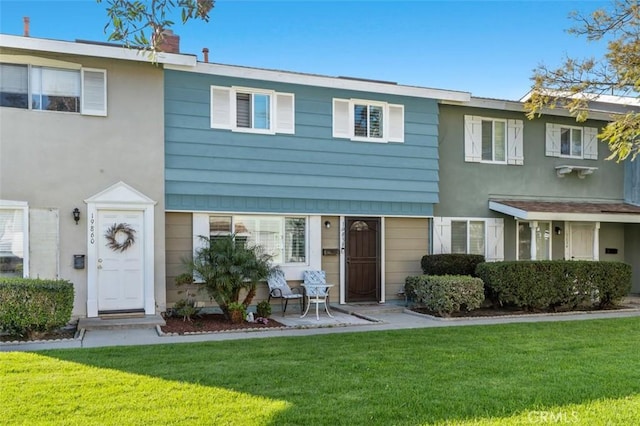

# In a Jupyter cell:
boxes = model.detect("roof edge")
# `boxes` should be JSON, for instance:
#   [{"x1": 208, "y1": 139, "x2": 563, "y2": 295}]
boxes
[
  {"x1": 0, "y1": 34, "x2": 196, "y2": 66},
  {"x1": 164, "y1": 62, "x2": 471, "y2": 101}
]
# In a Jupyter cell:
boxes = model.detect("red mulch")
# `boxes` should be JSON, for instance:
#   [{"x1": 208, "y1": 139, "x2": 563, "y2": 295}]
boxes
[{"x1": 160, "y1": 313, "x2": 285, "y2": 334}]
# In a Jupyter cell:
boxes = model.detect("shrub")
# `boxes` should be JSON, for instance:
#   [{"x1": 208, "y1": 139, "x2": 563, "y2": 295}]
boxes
[
  {"x1": 476, "y1": 260, "x2": 631, "y2": 311},
  {"x1": 405, "y1": 275, "x2": 484, "y2": 316},
  {"x1": 171, "y1": 298, "x2": 202, "y2": 322},
  {"x1": 185, "y1": 234, "x2": 274, "y2": 320},
  {"x1": 421, "y1": 254, "x2": 485, "y2": 276},
  {"x1": 256, "y1": 300, "x2": 272, "y2": 318},
  {"x1": 0, "y1": 278, "x2": 74, "y2": 338}
]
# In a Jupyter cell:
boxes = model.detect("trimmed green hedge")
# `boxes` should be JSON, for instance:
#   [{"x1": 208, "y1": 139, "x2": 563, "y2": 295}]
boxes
[
  {"x1": 421, "y1": 254, "x2": 485, "y2": 277},
  {"x1": 0, "y1": 278, "x2": 74, "y2": 337},
  {"x1": 476, "y1": 260, "x2": 631, "y2": 311},
  {"x1": 405, "y1": 274, "x2": 484, "y2": 316}
]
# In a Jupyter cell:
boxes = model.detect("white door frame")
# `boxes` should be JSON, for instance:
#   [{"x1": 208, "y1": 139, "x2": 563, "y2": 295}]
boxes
[{"x1": 85, "y1": 182, "x2": 156, "y2": 317}]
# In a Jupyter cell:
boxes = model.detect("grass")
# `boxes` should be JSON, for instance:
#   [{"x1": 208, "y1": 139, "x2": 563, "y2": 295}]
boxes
[{"x1": 2, "y1": 318, "x2": 640, "y2": 425}]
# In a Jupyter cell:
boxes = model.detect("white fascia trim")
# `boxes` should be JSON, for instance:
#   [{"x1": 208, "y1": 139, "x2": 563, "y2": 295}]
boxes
[
  {"x1": 165, "y1": 62, "x2": 470, "y2": 102},
  {"x1": 442, "y1": 96, "x2": 613, "y2": 122},
  {"x1": 0, "y1": 34, "x2": 196, "y2": 66},
  {"x1": 489, "y1": 201, "x2": 640, "y2": 223}
]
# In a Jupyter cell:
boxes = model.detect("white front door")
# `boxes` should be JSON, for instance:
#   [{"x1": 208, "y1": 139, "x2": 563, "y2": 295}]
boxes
[
  {"x1": 568, "y1": 222, "x2": 595, "y2": 261},
  {"x1": 97, "y1": 210, "x2": 144, "y2": 312}
]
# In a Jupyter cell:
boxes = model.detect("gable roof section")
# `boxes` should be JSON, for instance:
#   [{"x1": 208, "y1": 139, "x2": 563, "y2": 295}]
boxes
[
  {"x1": 164, "y1": 61, "x2": 471, "y2": 102},
  {"x1": 489, "y1": 199, "x2": 640, "y2": 223},
  {"x1": 0, "y1": 34, "x2": 196, "y2": 66}
]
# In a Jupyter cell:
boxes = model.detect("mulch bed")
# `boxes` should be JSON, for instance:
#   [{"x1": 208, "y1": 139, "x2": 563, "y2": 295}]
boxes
[
  {"x1": 1, "y1": 327, "x2": 77, "y2": 343},
  {"x1": 160, "y1": 313, "x2": 285, "y2": 334}
]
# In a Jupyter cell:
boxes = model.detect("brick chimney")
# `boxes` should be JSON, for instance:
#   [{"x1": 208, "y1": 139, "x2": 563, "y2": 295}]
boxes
[
  {"x1": 156, "y1": 29, "x2": 180, "y2": 53},
  {"x1": 23, "y1": 17, "x2": 30, "y2": 37},
  {"x1": 202, "y1": 48, "x2": 209, "y2": 63}
]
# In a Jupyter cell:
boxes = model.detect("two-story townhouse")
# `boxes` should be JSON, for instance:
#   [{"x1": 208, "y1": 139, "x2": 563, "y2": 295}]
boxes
[
  {"x1": 163, "y1": 62, "x2": 471, "y2": 308},
  {"x1": 435, "y1": 96, "x2": 640, "y2": 293},
  {"x1": 0, "y1": 33, "x2": 196, "y2": 319}
]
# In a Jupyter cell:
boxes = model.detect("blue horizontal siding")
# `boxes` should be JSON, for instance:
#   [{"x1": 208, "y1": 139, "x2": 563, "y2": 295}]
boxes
[
  {"x1": 165, "y1": 70, "x2": 440, "y2": 215},
  {"x1": 167, "y1": 194, "x2": 434, "y2": 216}
]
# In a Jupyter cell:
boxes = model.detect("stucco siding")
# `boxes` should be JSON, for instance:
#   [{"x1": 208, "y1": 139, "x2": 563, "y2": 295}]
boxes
[
  {"x1": 625, "y1": 161, "x2": 640, "y2": 205},
  {"x1": 165, "y1": 71, "x2": 439, "y2": 216},
  {"x1": 436, "y1": 104, "x2": 625, "y2": 219},
  {"x1": 624, "y1": 224, "x2": 640, "y2": 293},
  {"x1": 0, "y1": 51, "x2": 166, "y2": 317}
]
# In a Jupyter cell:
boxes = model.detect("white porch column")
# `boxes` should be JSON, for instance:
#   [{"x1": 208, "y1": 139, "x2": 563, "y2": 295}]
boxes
[
  {"x1": 593, "y1": 222, "x2": 600, "y2": 261},
  {"x1": 530, "y1": 221, "x2": 538, "y2": 260}
]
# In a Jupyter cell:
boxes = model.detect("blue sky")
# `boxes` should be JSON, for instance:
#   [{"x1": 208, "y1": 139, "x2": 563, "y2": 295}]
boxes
[{"x1": 0, "y1": 0, "x2": 609, "y2": 100}]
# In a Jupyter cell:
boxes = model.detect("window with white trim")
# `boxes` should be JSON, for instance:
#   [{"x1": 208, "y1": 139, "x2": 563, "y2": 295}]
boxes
[
  {"x1": 452, "y1": 220, "x2": 485, "y2": 255},
  {"x1": 333, "y1": 98, "x2": 404, "y2": 143},
  {"x1": 545, "y1": 123, "x2": 598, "y2": 160},
  {"x1": 464, "y1": 115, "x2": 523, "y2": 164},
  {"x1": 210, "y1": 86, "x2": 295, "y2": 134},
  {"x1": 432, "y1": 217, "x2": 504, "y2": 261},
  {"x1": 208, "y1": 215, "x2": 306, "y2": 264},
  {"x1": 0, "y1": 201, "x2": 29, "y2": 278},
  {"x1": 517, "y1": 221, "x2": 551, "y2": 260},
  {"x1": 0, "y1": 63, "x2": 107, "y2": 115}
]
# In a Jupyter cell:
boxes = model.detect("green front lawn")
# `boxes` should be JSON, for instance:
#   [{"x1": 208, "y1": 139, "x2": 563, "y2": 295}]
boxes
[{"x1": 2, "y1": 318, "x2": 640, "y2": 425}]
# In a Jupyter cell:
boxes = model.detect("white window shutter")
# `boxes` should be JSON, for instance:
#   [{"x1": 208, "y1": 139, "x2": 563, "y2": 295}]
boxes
[
  {"x1": 29, "y1": 208, "x2": 59, "y2": 279},
  {"x1": 274, "y1": 92, "x2": 295, "y2": 134},
  {"x1": 486, "y1": 218, "x2": 504, "y2": 262},
  {"x1": 432, "y1": 217, "x2": 452, "y2": 254},
  {"x1": 583, "y1": 126, "x2": 599, "y2": 160},
  {"x1": 210, "y1": 86, "x2": 232, "y2": 129},
  {"x1": 387, "y1": 104, "x2": 404, "y2": 143},
  {"x1": 333, "y1": 98, "x2": 351, "y2": 139},
  {"x1": 464, "y1": 115, "x2": 482, "y2": 162},
  {"x1": 507, "y1": 119, "x2": 524, "y2": 165},
  {"x1": 545, "y1": 123, "x2": 561, "y2": 157},
  {"x1": 81, "y1": 68, "x2": 107, "y2": 116}
]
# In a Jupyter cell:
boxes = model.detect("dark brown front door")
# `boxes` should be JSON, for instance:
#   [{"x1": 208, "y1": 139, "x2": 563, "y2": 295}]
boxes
[{"x1": 346, "y1": 217, "x2": 381, "y2": 302}]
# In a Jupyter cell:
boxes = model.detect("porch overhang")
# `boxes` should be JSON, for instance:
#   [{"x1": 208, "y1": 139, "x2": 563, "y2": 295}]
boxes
[{"x1": 489, "y1": 200, "x2": 640, "y2": 223}]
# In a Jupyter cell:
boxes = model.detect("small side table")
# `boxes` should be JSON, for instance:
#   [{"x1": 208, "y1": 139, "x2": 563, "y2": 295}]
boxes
[{"x1": 301, "y1": 284, "x2": 334, "y2": 320}]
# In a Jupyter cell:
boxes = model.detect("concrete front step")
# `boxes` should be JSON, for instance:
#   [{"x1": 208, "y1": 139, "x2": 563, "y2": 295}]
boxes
[
  {"x1": 78, "y1": 314, "x2": 165, "y2": 330},
  {"x1": 332, "y1": 303, "x2": 406, "y2": 316}
]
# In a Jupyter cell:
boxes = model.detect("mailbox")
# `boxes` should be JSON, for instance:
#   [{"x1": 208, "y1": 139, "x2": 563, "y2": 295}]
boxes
[{"x1": 73, "y1": 254, "x2": 85, "y2": 269}]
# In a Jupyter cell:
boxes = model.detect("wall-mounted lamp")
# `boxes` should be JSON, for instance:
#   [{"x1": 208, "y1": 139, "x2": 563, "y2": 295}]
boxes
[
  {"x1": 72, "y1": 208, "x2": 80, "y2": 225},
  {"x1": 324, "y1": 220, "x2": 331, "y2": 229},
  {"x1": 554, "y1": 226, "x2": 562, "y2": 235}
]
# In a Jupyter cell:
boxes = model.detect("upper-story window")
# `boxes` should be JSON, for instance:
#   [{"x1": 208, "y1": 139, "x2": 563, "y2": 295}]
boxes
[
  {"x1": 546, "y1": 123, "x2": 598, "y2": 160},
  {"x1": 210, "y1": 85, "x2": 295, "y2": 135},
  {"x1": 464, "y1": 115, "x2": 523, "y2": 165},
  {"x1": 333, "y1": 98, "x2": 404, "y2": 143},
  {"x1": 0, "y1": 63, "x2": 107, "y2": 116}
]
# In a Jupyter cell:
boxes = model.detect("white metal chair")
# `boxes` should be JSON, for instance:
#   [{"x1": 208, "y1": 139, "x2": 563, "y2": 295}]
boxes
[
  {"x1": 267, "y1": 269, "x2": 303, "y2": 316},
  {"x1": 302, "y1": 270, "x2": 334, "y2": 320}
]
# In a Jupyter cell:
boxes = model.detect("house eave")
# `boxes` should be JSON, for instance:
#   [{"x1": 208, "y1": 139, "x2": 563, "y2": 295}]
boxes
[
  {"x1": 164, "y1": 62, "x2": 471, "y2": 102},
  {"x1": 441, "y1": 96, "x2": 613, "y2": 121},
  {"x1": 0, "y1": 34, "x2": 197, "y2": 66},
  {"x1": 489, "y1": 201, "x2": 640, "y2": 223}
]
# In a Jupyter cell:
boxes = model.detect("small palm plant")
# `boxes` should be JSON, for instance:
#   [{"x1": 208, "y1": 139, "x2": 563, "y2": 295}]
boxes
[{"x1": 184, "y1": 234, "x2": 274, "y2": 321}]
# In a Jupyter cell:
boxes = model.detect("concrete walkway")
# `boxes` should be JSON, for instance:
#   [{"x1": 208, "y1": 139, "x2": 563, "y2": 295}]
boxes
[{"x1": 2, "y1": 297, "x2": 640, "y2": 352}]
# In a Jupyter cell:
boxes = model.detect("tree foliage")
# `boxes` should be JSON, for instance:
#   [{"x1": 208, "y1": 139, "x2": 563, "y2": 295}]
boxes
[
  {"x1": 97, "y1": 0, "x2": 214, "y2": 52},
  {"x1": 524, "y1": 0, "x2": 640, "y2": 161},
  {"x1": 186, "y1": 235, "x2": 274, "y2": 319}
]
